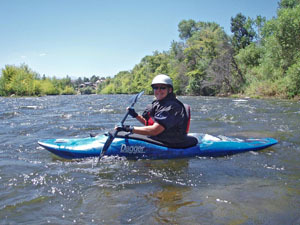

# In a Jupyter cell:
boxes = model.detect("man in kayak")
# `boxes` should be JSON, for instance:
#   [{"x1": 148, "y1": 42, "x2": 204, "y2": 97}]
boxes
[{"x1": 116, "y1": 74, "x2": 191, "y2": 147}]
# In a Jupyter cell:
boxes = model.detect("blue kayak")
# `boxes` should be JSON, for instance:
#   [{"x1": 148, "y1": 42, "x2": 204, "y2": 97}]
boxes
[{"x1": 38, "y1": 132, "x2": 278, "y2": 160}]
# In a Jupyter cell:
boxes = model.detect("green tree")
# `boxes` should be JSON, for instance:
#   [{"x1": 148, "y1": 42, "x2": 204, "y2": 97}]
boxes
[
  {"x1": 278, "y1": 0, "x2": 300, "y2": 9},
  {"x1": 40, "y1": 79, "x2": 60, "y2": 95},
  {"x1": 9, "y1": 70, "x2": 35, "y2": 96},
  {"x1": 0, "y1": 65, "x2": 18, "y2": 95},
  {"x1": 239, "y1": 0, "x2": 300, "y2": 98},
  {"x1": 93, "y1": 3, "x2": 300, "y2": 99},
  {"x1": 231, "y1": 13, "x2": 256, "y2": 52},
  {"x1": 61, "y1": 86, "x2": 76, "y2": 95},
  {"x1": 0, "y1": 64, "x2": 39, "y2": 96},
  {"x1": 178, "y1": 19, "x2": 197, "y2": 40},
  {"x1": 284, "y1": 60, "x2": 300, "y2": 97},
  {"x1": 182, "y1": 22, "x2": 230, "y2": 95},
  {"x1": 75, "y1": 77, "x2": 83, "y2": 88},
  {"x1": 186, "y1": 70, "x2": 205, "y2": 95},
  {"x1": 253, "y1": 15, "x2": 267, "y2": 43},
  {"x1": 90, "y1": 75, "x2": 99, "y2": 83}
]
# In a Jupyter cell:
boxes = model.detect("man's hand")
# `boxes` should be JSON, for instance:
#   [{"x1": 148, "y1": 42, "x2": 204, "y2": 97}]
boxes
[
  {"x1": 115, "y1": 125, "x2": 134, "y2": 133},
  {"x1": 128, "y1": 107, "x2": 138, "y2": 118}
]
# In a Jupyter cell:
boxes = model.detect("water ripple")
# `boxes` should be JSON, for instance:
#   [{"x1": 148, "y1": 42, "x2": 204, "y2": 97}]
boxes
[{"x1": 0, "y1": 95, "x2": 299, "y2": 224}]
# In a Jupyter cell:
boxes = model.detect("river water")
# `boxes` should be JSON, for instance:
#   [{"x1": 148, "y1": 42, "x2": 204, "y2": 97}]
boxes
[{"x1": 0, "y1": 95, "x2": 299, "y2": 224}]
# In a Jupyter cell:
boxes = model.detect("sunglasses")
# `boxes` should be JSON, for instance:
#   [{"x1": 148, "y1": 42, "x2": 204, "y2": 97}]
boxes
[{"x1": 153, "y1": 86, "x2": 167, "y2": 90}]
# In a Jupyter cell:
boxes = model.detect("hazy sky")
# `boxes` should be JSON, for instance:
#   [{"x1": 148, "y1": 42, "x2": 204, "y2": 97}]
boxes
[{"x1": 0, "y1": 0, "x2": 279, "y2": 78}]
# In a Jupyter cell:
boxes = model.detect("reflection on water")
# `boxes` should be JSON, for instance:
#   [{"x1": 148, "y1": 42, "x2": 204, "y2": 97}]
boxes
[
  {"x1": 148, "y1": 185, "x2": 195, "y2": 224},
  {"x1": 0, "y1": 95, "x2": 299, "y2": 224}
]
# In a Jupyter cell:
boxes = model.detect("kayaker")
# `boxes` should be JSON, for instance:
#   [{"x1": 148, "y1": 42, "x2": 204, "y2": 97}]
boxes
[{"x1": 116, "y1": 74, "x2": 190, "y2": 147}]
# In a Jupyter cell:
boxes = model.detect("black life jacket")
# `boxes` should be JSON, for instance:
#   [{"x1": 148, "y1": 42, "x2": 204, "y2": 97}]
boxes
[{"x1": 143, "y1": 103, "x2": 191, "y2": 133}]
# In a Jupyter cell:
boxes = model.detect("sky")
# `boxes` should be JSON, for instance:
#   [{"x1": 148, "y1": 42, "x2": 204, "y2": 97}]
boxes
[{"x1": 0, "y1": 0, "x2": 279, "y2": 79}]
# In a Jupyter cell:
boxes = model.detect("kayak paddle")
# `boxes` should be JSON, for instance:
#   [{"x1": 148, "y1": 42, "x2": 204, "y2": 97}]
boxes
[{"x1": 97, "y1": 91, "x2": 144, "y2": 164}]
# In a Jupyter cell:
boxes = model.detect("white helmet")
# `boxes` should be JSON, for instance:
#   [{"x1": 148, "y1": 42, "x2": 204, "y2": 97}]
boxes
[{"x1": 151, "y1": 74, "x2": 173, "y2": 88}]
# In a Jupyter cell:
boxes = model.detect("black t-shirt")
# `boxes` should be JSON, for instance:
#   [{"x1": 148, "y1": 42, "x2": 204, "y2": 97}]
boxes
[{"x1": 142, "y1": 93, "x2": 188, "y2": 145}]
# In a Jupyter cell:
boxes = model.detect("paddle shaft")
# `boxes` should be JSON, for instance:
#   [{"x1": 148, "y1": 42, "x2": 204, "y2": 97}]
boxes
[
  {"x1": 99, "y1": 111, "x2": 129, "y2": 158},
  {"x1": 97, "y1": 91, "x2": 143, "y2": 162}
]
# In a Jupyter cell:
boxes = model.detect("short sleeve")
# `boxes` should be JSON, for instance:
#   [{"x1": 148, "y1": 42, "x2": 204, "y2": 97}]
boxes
[{"x1": 154, "y1": 105, "x2": 180, "y2": 130}]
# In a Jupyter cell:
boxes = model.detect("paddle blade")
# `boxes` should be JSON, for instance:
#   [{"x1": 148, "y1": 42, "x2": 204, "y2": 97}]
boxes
[
  {"x1": 129, "y1": 91, "x2": 144, "y2": 107},
  {"x1": 136, "y1": 90, "x2": 144, "y2": 101}
]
